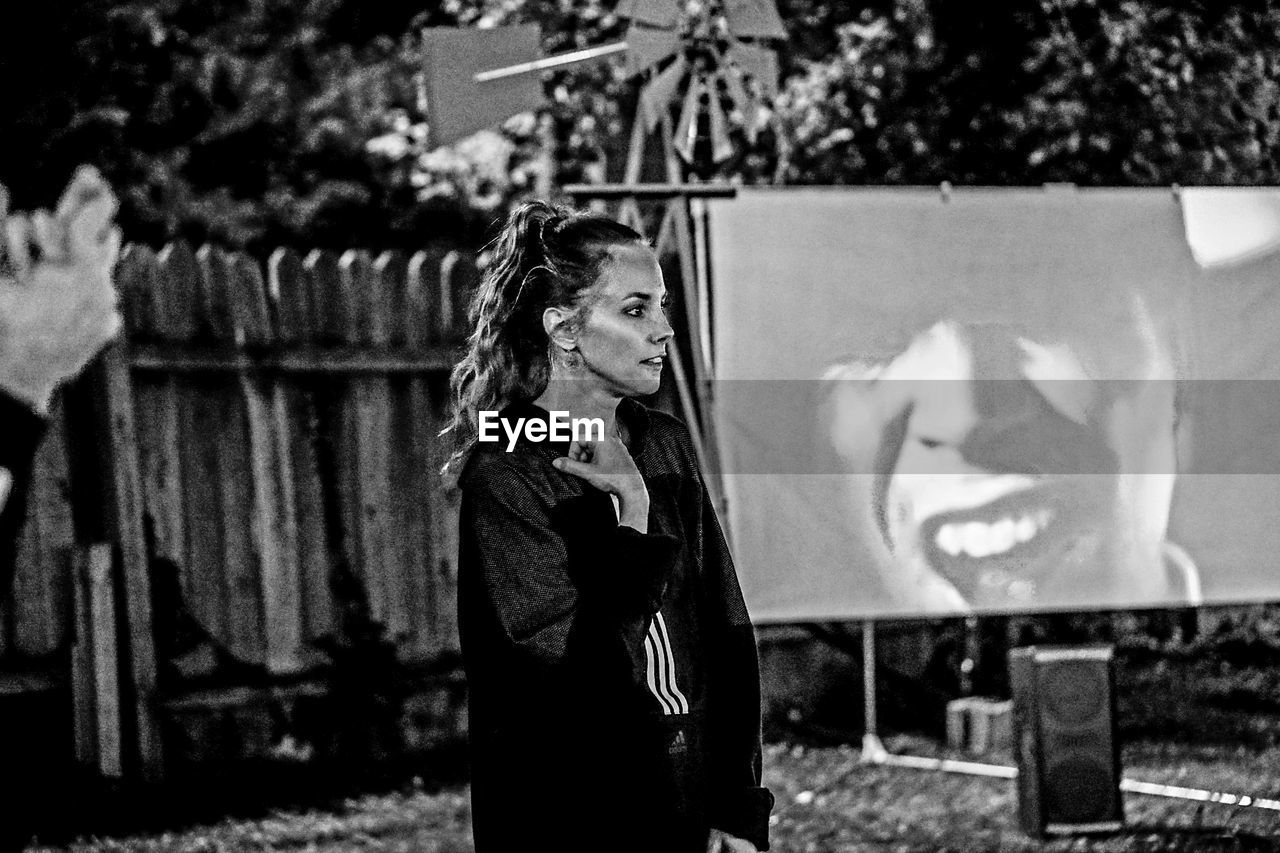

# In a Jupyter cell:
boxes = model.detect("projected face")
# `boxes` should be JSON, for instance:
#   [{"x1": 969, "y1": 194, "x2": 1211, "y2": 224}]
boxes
[{"x1": 826, "y1": 297, "x2": 1186, "y2": 612}]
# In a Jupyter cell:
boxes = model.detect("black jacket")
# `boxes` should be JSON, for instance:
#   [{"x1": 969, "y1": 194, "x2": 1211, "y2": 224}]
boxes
[
  {"x1": 458, "y1": 398, "x2": 773, "y2": 852},
  {"x1": 0, "y1": 390, "x2": 47, "y2": 593}
]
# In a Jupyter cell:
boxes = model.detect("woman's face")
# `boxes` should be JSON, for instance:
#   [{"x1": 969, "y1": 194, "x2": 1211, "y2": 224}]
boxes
[{"x1": 573, "y1": 244, "x2": 674, "y2": 398}]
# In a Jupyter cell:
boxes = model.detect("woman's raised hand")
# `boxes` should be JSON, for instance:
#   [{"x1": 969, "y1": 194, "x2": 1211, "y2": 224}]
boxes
[
  {"x1": 553, "y1": 435, "x2": 651, "y2": 532},
  {"x1": 0, "y1": 165, "x2": 123, "y2": 412}
]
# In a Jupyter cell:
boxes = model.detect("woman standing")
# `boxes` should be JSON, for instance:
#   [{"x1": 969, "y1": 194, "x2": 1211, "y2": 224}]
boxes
[{"x1": 446, "y1": 202, "x2": 772, "y2": 852}]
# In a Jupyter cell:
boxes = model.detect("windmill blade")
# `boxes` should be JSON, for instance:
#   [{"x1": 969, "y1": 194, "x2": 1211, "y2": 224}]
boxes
[
  {"x1": 724, "y1": 0, "x2": 787, "y2": 39},
  {"x1": 727, "y1": 40, "x2": 780, "y2": 100},
  {"x1": 625, "y1": 22, "x2": 682, "y2": 75},
  {"x1": 674, "y1": 75, "x2": 703, "y2": 163},
  {"x1": 720, "y1": 64, "x2": 752, "y2": 117},
  {"x1": 421, "y1": 25, "x2": 544, "y2": 147},
  {"x1": 640, "y1": 55, "x2": 688, "y2": 132},
  {"x1": 477, "y1": 41, "x2": 628, "y2": 81},
  {"x1": 707, "y1": 88, "x2": 735, "y2": 163},
  {"x1": 616, "y1": 0, "x2": 679, "y2": 29}
]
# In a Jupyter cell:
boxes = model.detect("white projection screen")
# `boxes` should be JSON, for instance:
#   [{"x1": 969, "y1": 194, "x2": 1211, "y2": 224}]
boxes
[{"x1": 707, "y1": 187, "x2": 1280, "y2": 622}]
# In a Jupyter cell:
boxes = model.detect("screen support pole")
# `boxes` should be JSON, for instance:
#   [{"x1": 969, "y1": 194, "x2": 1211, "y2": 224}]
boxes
[
  {"x1": 861, "y1": 619, "x2": 887, "y2": 762},
  {"x1": 962, "y1": 615, "x2": 980, "y2": 696}
]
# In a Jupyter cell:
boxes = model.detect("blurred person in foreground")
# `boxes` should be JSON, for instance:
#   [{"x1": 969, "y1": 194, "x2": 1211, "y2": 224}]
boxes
[
  {"x1": 444, "y1": 202, "x2": 772, "y2": 852},
  {"x1": 0, "y1": 165, "x2": 122, "y2": 587},
  {"x1": 0, "y1": 165, "x2": 123, "y2": 851}
]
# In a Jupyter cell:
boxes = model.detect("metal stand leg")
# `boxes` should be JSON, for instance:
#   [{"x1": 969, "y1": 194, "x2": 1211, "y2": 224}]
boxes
[{"x1": 861, "y1": 620, "x2": 887, "y2": 763}]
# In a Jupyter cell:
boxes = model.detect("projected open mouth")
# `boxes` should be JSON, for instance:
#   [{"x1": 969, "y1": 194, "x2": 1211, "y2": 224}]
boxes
[{"x1": 917, "y1": 479, "x2": 1109, "y2": 607}]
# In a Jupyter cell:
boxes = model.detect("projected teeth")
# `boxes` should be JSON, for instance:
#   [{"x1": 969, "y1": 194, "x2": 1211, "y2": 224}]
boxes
[
  {"x1": 990, "y1": 518, "x2": 1015, "y2": 554},
  {"x1": 962, "y1": 523, "x2": 991, "y2": 558},
  {"x1": 937, "y1": 524, "x2": 962, "y2": 556},
  {"x1": 934, "y1": 510, "x2": 1056, "y2": 558}
]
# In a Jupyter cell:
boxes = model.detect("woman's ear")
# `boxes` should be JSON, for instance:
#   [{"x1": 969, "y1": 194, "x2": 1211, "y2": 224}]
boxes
[{"x1": 542, "y1": 306, "x2": 577, "y2": 353}]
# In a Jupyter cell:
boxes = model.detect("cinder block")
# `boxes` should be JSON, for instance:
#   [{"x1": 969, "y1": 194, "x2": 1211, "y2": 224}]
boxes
[
  {"x1": 945, "y1": 697, "x2": 973, "y2": 750},
  {"x1": 968, "y1": 698, "x2": 1012, "y2": 753},
  {"x1": 945, "y1": 696, "x2": 1012, "y2": 754}
]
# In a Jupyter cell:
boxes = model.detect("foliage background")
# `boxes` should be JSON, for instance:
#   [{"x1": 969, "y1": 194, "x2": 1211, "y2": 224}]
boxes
[{"x1": 4, "y1": 1, "x2": 1280, "y2": 253}]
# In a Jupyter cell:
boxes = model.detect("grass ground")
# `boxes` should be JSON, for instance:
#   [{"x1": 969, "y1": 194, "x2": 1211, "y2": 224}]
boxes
[
  {"x1": 29, "y1": 737, "x2": 1280, "y2": 853},
  {"x1": 767, "y1": 738, "x2": 1280, "y2": 852},
  {"x1": 29, "y1": 615, "x2": 1280, "y2": 852}
]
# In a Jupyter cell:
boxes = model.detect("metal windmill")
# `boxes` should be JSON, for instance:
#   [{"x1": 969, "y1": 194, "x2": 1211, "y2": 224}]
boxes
[
  {"x1": 619, "y1": 0, "x2": 785, "y2": 170},
  {"x1": 420, "y1": 0, "x2": 786, "y2": 176}
]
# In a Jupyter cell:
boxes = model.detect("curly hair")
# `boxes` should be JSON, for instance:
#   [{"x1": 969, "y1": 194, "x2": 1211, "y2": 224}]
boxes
[{"x1": 442, "y1": 200, "x2": 646, "y2": 474}]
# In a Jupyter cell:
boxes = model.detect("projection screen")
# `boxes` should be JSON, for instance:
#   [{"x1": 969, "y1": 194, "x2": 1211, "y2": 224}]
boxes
[{"x1": 707, "y1": 187, "x2": 1280, "y2": 621}]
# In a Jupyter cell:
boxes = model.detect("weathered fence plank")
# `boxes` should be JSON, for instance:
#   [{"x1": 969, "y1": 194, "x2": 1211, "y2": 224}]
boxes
[
  {"x1": 100, "y1": 333, "x2": 164, "y2": 780},
  {"x1": 406, "y1": 251, "x2": 451, "y2": 657},
  {"x1": 128, "y1": 247, "x2": 187, "y2": 579},
  {"x1": 403, "y1": 252, "x2": 437, "y2": 660},
  {"x1": 198, "y1": 246, "x2": 266, "y2": 665},
  {"x1": 117, "y1": 244, "x2": 160, "y2": 340},
  {"x1": 180, "y1": 384, "x2": 232, "y2": 639},
  {"x1": 234, "y1": 251, "x2": 304, "y2": 675},
  {"x1": 437, "y1": 251, "x2": 475, "y2": 652},
  {"x1": 305, "y1": 250, "x2": 365, "y2": 633},
  {"x1": 155, "y1": 243, "x2": 200, "y2": 343},
  {"x1": 157, "y1": 244, "x2": 227, "y2": 651},
  {"x1": 230, "y1": 252, "x2": 274, "y2": 347},
  {"x1": 343, "y1": 250, "x2": 395, "y2": 637},
  {"x1": 270, "y1": 248, "x2": 336, "y2": 649},
  {"x1": 128, "y1": 348, "x2": 457, "y2": 373},
  {"x1": 87, "y1": 544, "x2": 122, "y2": 778},
  {"x1": 376, "y1": 251, "x2": 421, "y2": 654},
  {"x1": 33, "y1": 402, "x2": 73, "y2": 656},
  {"x1": 11, "y1": 399, "x2": 73, "y2": 657},
  {"x1": 71, "y1": 545, "x2": 98, "y2": 768},
  {"x1": 378, "y1": 251, "x2": 430, "y2": 660}
]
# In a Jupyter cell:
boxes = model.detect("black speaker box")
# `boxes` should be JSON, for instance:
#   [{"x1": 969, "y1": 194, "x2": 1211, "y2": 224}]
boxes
[{"x1": 1009, "y1": 645, "x2": 1123, "y2": 836}]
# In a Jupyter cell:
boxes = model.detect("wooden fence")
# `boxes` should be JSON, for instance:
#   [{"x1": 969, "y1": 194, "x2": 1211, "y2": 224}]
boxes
[{"x1": 4, "y1": 241, "x2": 479, "y2": 779}]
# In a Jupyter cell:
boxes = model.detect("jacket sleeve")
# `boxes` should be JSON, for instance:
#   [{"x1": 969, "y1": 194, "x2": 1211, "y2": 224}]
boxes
[
  {"x1": 0, "y1": 390, "x2": 49, "y2": 594},
  {"x1": 697, "y1": 468, "x2": 775, "y2": 850},
  {"x1": 460, "y1": 453, "x2": 682, "y2": 669}
]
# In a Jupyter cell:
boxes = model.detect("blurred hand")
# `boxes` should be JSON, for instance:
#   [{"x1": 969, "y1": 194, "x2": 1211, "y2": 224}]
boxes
[
  {"x1": 552, "y1": 434, "x2": 650, "y2": 532},
  {"x1": 706, "y1": 829, "x2": 758, "y2": 853},
  {"x1": 0, "y1": 165, "x2": 123, "y2": 412}
]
